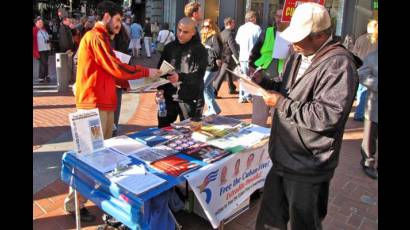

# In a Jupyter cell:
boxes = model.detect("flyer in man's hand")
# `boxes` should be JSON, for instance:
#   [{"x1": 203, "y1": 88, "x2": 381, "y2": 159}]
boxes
[
  {"x1": 226, "y1": 69, "x2": 269, "y2": 97},
  {"x1": 128, "y1": 60, "x2": 175, "y2": 92}
]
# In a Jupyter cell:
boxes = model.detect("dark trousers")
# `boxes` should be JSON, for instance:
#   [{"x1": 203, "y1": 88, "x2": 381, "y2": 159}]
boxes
[
  {"x1": 212, "y1": 61, "x2": 237, "y2": 95},
  {"x1": 112, "y1": 88, "x2": 123, "y2": 136},
  {"x1": 39, "y1": 51, "x2": 49, "y2": 79},
  {"x1": 361, "y1": 119, "x2": 378, "y2": 167},
  {"x1": 158, "y1": 98, "x2": 204, "y2": 128},
  {"x1": 256, "y1": 169, "x2": 329, "y2": 230}
]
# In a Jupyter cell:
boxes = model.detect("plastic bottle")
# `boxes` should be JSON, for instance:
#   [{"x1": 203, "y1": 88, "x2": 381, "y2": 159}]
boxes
[{"x1": 157, "y1": 92, "x2": 167, "y2": 117}]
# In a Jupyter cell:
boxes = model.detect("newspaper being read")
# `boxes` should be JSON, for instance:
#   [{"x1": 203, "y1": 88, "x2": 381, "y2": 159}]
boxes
[
  {"x1": 226, "y1": 69, "x2": 268, "y2": 97},
  {"x1": 128, "y1": 60, "x2": 175, "y2": 92}
]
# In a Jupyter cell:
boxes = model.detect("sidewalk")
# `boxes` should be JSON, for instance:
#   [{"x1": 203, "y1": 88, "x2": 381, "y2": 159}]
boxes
[{"x1": 33, "y1": 54, "x2": 377, "y2": 230}]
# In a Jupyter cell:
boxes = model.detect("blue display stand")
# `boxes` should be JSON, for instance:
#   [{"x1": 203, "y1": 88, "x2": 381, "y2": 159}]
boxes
[{"x1": 60, "y1": 143, "x2": 207, "y2": 229}]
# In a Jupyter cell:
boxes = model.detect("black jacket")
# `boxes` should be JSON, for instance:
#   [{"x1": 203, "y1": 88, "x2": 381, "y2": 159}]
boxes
[
  {"x1": 157, "y1": 35, "x2": 208, "y2": 101},
  {"x1": 59, "y1": 24, "x2": 75, "y2": 52},
  {"x1": 260, "y1": 39, "x2": 362, "y2": 183},
  {"x1": 143, "y1": 23, "x2": 152, "y2": 37},
  {"x1": 220, "y1": 28, "x2": 239, "y2": 64},
  {"x1": 204, "y1": 34, "x2": 222, "y2": 72}
]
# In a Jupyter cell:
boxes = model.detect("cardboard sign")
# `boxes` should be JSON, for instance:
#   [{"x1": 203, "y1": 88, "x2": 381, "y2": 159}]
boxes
[{"x1": 282, "y1": 0, "x2": 326, "y2": 22}]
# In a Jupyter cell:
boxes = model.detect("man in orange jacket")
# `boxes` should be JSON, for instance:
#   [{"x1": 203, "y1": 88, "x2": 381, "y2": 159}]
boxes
[
  {"x1": 65, "y1": 1, "x2": 161, "y2": 222},
  {"x1": 75, "y1": 1, "x2": 161, "y2": 139}
]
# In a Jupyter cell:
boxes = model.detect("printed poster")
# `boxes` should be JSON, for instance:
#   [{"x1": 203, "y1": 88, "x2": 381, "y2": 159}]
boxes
[
  {"x1": 185, "y1": 144, "x2": 272, "y2": 228},
  {"x1": 282, "y1": 0, "x2": 326, "y2": 22},
  {"x1": 69, "y1": 108, "x2": 104, "y2": 154}
]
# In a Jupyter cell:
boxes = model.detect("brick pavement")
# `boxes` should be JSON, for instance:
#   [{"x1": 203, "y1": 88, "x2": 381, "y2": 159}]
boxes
[{"x1": 33, "y1": 53, "x2": 377, "y2": 229}]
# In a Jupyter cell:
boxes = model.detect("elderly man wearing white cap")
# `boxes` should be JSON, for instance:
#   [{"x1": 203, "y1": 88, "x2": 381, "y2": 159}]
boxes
[{"x1": 254, "y1": 3, "x2": 362, "y2": 229}]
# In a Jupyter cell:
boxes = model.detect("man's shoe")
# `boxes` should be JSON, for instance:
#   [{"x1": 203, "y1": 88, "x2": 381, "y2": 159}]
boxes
[
  {"x1": 239, "y1": 98, "x2": 249, "y2": 103},
  {"x1": 68, "y1": 207, "x2": 96, "y2": 223},
  {"x1": 362, "y1": 165, "x2": 378, "y2": 180},
  {"x1": 229, "y1": 90, "x2": 239, "y2": 94},
  {"x1": 45, "y1": 77, "x2": 51, "y2": 83}
]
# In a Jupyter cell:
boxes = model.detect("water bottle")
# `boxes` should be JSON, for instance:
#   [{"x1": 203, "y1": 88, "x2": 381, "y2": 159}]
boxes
[{"x1": 157, "y1": 92, "x2": 167, "y2": 117}]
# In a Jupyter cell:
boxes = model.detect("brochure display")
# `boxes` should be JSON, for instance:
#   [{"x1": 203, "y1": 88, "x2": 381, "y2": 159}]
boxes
[{"x1": 62, "y1": 115, "x2": 271, "y2": 229}]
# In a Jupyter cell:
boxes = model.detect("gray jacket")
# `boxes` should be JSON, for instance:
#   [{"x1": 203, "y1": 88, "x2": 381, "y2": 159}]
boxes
[
  {"x1": 358, "y1": 49, "x2": 378, "y2": 123},
  {"x1": 259, "y1": 40, "x2": 361, "y2": 182}
]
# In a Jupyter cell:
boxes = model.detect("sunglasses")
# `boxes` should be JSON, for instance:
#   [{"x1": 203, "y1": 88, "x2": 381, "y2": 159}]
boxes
[{"x1": 203, "y1": 25, "x2": 210, "y2": 28}]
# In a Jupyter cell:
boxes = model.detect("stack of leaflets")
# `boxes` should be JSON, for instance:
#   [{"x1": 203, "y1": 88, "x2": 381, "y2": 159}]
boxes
[
  {"x1": 131, "y1": 127, "x2": 182, "y2": 146},
  {"x1": 150, "y1": 155, "x2": 201, "y2": 177},
  {"x1": 182, "y1": 144, "x2": 231, "y2": 164},
  {"x1": 104, "y1": 135, "x2": 148, "y2": 156},
  {"x1": 110, "y1": 165, "x2": 166, "y2": 196},
  {"x1": 207, "y1": 125, "x2": 271, "y2": 150},
  {"x1": 130, "y1": 145, "x2": 178, "y2": 164},
  {"x1": 128, "y1": 60, "x2": 175, "y2": 92},
  {"x1": 191, "y1": 116, "x2": 247, "y2": 142},
  {"x1": 162, "y1": 133, "x2": 205, "y2": 152},
  {"x1": 76, "y1": 148, "x2": 132, "y2": 173}
]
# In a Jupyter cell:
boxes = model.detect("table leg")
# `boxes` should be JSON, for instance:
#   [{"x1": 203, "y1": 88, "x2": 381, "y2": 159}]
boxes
[
  {"x1": 71, "y1": 167, "x2": 81, "y2": 230},
  {"x1": 218, "y1": 220, "x2": 224, "y2": 230},
  {"x1": 168, "y1": 207, "x2": 182, "y2": 230}
]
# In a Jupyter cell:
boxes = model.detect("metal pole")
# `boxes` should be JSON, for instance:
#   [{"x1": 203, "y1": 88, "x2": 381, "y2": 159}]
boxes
[
  {"x1": 71, "y1": 167, "x2": 81, "y2": 230},
  {"x1": 70, "y1": 0, "x2": 73, "y2": 14}
]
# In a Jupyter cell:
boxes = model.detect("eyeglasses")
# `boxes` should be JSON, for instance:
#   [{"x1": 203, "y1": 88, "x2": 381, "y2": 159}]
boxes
[{"x1": 203, "y1": 25, "x2": 210, "y2": 28}]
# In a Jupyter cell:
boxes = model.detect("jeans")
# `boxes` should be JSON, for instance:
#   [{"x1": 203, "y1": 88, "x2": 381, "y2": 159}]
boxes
[
  {"x1": 39, "y1": 50, "x2": 49, "y2": 79},
  {"x1": 203, "y1": 70, "x2": 221, "y2": 116},
  {"x1": 354, "y1": 83, "x2": 367, "y2": 120},
  {"x1": 239, "y1": 61, "x2": 251, "y2": 101},
  {"x1": 144, "y1": 37, "x2": 152, "y2": 57}
]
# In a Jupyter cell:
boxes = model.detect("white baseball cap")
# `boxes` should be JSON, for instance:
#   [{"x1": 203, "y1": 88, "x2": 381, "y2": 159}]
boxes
[{"x1": 280, "y1": 2, "x2": 331, "y2": 43}]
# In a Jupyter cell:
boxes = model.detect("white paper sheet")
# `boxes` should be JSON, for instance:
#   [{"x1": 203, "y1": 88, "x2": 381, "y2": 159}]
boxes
[
  {"x1": 111, "y1": 165, "x2": 166, "y2": 196},
  {"x1": 113, "y1": 50, "x2": 132, "y2": 64},
  {"x1": 104, "y1": 135, "x2": 148, "y2": 156},
  {"x1": 227, "y1": 69, "x2": 268, "y2": 96},
  {"x1": 273, "y1": 31, "x2": 291, "y2": 59}
]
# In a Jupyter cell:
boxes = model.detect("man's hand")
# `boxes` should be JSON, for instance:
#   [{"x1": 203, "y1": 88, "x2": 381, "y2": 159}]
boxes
[
  {"x1": 216, "y1": 59, "x2": 222, "y2": 67},
  {"x1": 148, "y1": 68, "x2": 162, "y2": 79},
  {"x1": 249, "y1": 67, "x2": 263, "y2": 84},
  {"x1": 167, "y1": 72, "x2": 179, "y2": 83},
  {"x1": 262, "y1": 90, "x2": 284, "y2": 108}
]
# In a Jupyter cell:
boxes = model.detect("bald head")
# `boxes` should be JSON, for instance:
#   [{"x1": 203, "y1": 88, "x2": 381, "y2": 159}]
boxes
[
  {"x1": 178, "y1": 17, "x2": 196, "y2": 29},
  {"x1": 177, "y1": 17, "x2": 197, "y2": 44}
]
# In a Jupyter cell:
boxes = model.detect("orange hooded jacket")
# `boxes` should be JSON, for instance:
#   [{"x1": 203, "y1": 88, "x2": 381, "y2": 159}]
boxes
[{"x1": 75, "y1": 22, "x2": 150, "y2": 111}]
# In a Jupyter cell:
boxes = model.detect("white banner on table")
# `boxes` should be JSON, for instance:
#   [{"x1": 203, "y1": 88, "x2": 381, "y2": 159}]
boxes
[{"x1": 184, "y1": 144, "x2": 272, "y2": 228}]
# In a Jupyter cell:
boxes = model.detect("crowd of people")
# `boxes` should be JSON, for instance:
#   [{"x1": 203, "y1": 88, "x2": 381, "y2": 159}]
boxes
[{"x1": 33, "y1": 1, "x2": 378, "y2": 229}]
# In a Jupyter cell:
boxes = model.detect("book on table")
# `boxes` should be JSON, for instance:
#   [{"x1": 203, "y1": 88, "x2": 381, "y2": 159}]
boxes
[
  {"x1": 150, "y1": 155, "x2": 201, "y2": 177},
  {"x1": 131, "y1": 127, "x2": 182, "y2": 146},
  {"x1": 129, "y1": 145, "x2": 178, "y2": 164},
  {"x1": 181, "y1": 144, "x2": 231, "y2": 164}
]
